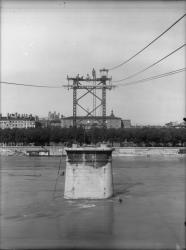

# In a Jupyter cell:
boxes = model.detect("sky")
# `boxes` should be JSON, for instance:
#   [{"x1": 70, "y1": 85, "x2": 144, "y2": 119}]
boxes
[{"x1": 1, "y1": 0, "x2": 186, "y2": 125}]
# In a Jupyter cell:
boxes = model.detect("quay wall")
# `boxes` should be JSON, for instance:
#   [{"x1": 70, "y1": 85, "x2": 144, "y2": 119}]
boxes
[
  {"x1": 113, "y1": 147, "x2": 182, "y2": 156},
  {"x1": 0, "y1": 146, "x2": 65, "y2": 156},
  {"x1": 0, "y1": 146, "x2": 184, "y2": 156}
]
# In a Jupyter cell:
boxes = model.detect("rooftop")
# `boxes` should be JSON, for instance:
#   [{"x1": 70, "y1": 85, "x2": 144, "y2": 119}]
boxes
[
  {"x1": 0, "y1": 117, "x2": 35, "y2": 121},
  {"x1": 62, "y1": 115, "x2": 121, "y2": 120}
]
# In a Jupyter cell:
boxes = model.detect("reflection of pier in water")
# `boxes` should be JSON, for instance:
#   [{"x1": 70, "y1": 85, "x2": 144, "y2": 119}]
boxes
[{"x1": 55, "y1": 201, "x2": 114, "y2": 244}]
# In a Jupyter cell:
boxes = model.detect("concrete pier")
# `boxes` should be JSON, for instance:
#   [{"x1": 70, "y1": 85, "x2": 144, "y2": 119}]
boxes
[{"x1": 64, "y1": 146, "x2": 114, "y2": 199}]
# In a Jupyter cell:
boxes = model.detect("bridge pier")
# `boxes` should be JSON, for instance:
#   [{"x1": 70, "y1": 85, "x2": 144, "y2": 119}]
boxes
[{"x1": 64, "y1": 145, "x2": 114, "y2": 199}]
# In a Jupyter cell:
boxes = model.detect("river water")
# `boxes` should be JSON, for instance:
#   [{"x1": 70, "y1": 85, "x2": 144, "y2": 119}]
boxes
[{"x1": 0, "y1": 155, "x2": 185, "y2": 249}]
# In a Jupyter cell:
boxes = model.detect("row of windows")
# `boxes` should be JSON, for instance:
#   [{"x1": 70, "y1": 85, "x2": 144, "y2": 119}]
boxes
[
  {"x1": 0, "y1": 123, "x2": 35, "y2": 128},
  {"x1": 0, "y1": 121, "x2": 35, "y2": 123},
  {"x1": 3, "y1": 124, "x2": 35, "y2": 126},
  {"x1": 0, "y1": 122, "x2": 35, "y2": 125}
]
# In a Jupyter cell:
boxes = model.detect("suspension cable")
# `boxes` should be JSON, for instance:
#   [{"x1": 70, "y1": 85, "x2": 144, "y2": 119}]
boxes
[
  {"x1": 109, "y1": 13, "x2": 186, "y2": 71},
  {"x1": 113, "y1": 44, "x2": 185, "y2": 83}
]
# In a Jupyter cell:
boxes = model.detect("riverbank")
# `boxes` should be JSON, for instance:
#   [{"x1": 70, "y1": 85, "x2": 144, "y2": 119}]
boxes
[
  {"x1": 0, "y1": 146, "x2": 185, "y2": 156},
  {"x1": 0, "y1": 146, "x2": 65, "y2": 156},
  {"x1": 113, "y1": 147, "x2": 184, "y2": 156}
]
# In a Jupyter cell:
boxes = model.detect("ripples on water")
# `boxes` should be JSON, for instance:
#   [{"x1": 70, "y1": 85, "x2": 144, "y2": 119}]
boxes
[{"x1": 0, "y1": 155, "x2": 185, "y2": 249}]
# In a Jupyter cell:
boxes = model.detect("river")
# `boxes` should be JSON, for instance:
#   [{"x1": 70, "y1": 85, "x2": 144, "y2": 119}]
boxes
[{"x1": 0, "y1": 155, "x2": 185, "y2": 249}]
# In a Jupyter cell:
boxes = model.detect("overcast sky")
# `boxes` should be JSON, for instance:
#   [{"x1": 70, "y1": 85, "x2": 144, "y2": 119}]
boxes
[{"x1": 1, "y1": 0, "x2": 185, "y2": 125}]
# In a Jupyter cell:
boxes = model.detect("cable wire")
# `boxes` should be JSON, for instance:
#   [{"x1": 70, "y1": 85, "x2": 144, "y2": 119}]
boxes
[
  {"x1": 0, "y1": 81, "x2": 63, "y2": 88},
  {"x1": 117, "y1": 67, "x2": 186, "y2": 87},
  {"x1": 109, "y1": 13, "x2": 186, "y2": 71},
  {"x1": 113, "y1": 43, "x2": 185, "y2": 83}
]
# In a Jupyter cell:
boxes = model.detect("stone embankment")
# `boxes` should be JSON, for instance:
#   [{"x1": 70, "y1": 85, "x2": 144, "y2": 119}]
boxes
[
  {"x1": 113, "y1": 147, "x2": 183, "y2": 156},
  {"x1": 0, "y1": 146, "x2": 185, "y2": 156},
  {"x1": 0, "y1": 146, "x2": 65, "y2": 156}
]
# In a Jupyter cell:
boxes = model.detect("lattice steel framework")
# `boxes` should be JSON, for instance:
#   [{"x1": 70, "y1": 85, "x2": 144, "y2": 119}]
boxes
[{"x1": 63, "y1": 68, "x2": 114, "y2": 128}]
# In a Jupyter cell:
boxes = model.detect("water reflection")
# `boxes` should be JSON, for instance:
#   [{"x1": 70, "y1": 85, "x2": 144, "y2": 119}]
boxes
[{"x1": 56, "y1": 200, "x2": 114, "y2": 240}]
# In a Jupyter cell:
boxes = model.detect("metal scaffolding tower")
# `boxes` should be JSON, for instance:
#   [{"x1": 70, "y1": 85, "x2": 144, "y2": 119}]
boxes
[{"x1": 63, "y1": 68, "x2": 113, "y2": 128}]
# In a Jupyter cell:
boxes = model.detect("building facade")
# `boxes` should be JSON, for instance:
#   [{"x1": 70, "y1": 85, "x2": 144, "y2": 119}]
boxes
[
  {"x1": 61, "y1": 111, "x2": 122, "y2": 129},
  {"x1": 48, "y1": 111, "x2": 61, "y2": 120},
  {"x1": 50, "y1": 119, "x2": 61, "y2": 127},
  {"x1": 0, "y1": 113, "x2": 36, "y2": 129},
  {"x1": 122, "y1": 120, "x2": 132, "y2": 128}
]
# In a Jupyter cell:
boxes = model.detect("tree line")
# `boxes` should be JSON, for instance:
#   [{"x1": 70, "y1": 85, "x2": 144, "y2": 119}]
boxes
[{"x1": 0, "y1": 127, "x2": 185, "y2": 147}]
